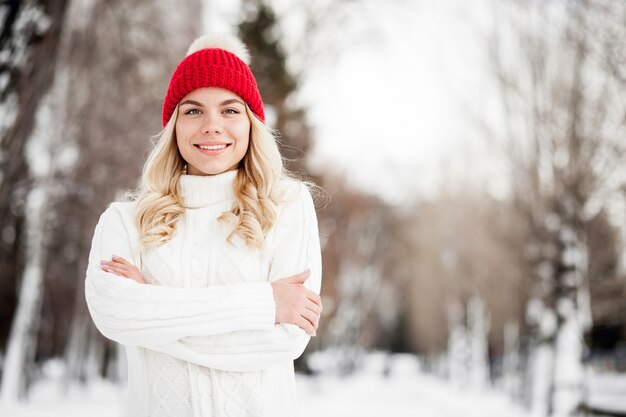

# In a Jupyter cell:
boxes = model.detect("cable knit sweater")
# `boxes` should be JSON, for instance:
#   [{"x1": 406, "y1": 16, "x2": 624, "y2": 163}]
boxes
[{"x1": 85, "y1": 170, "x2": 322, "y2": 417}]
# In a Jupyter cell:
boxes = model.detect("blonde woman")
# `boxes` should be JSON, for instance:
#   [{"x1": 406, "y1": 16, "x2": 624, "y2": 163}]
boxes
[{"x1": 85, "y1": 34, "x2": 322, "y2": 417}]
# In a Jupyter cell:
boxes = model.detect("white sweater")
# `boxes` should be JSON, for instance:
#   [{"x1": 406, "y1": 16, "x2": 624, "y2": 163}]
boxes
[{"x1": 85, "y1": 170, "x2": 322, "y2": 417}]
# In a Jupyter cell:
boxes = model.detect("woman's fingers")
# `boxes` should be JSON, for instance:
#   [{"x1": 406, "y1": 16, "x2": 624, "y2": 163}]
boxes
[
  {"x1": 101, "y1": 261, "x2": 130, "y2": 272},
  {"x1": 101, "y1": 264, "x2": 130, "y2": 277},
  {"x1": 101, "y1": 256, "x2": 131, "y2": 268},
  {"x1": 296, "y1": 316, "x2": 316, "y2": 336},
  {"x1": 108, "y1": 256, "x2": 131, "y2": 269},
  {"x1": 112, "y1": 255, "x2": 131, "y2": 264},
  {"x1": 271, "y1": 271, "x2": 322, "y2": 336},
  {"x1": 100, "y1": 256, "x2": 146, "y2": 284},
  {"x1": 306, "y1": 300, "x2": 323, "y2": 316},
  {"x1": 301, "y1": 307, "x2": 319, "y2": 330},
  {"x1": 103, "y1": 262, "x2": 129, "y2": 271},
  {"x1": 305, "y1": 289, "x2": 322, "y2": 307}
]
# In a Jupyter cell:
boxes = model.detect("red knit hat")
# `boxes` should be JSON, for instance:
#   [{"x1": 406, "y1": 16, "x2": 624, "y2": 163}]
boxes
[{"x1": 162, "y1": 34, "x2": 264, "y2": 127}]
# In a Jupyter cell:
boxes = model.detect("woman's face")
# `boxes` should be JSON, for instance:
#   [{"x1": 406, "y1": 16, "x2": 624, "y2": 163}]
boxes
[{"x1": 176, "y1": 87, "x2": 251, "y2": 176}]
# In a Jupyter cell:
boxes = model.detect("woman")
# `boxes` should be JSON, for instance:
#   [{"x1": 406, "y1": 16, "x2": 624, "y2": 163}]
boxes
[{"x1": 85, "y1": 33, "x2": 322, "y2": 417}]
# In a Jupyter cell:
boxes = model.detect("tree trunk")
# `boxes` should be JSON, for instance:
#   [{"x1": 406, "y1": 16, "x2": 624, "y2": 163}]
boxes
[
  {"x1": 0, "y1": 0, "x2": 68, "y2": 357},
  {"x1": 467, "y1": 295, "x2": 490, "y2": 389},
  {"x1": 551, "y1": 217, "x2": 592, "y2": 417},
  {"x1": 502, "y1": 321, "x2": 520, "y2": 399},
  {"x1": 1, "y1": 1, "x2": 69, "y2": 398},
  {"x1": 0, "y1": 184, "x2": 49, "y2": 402}
]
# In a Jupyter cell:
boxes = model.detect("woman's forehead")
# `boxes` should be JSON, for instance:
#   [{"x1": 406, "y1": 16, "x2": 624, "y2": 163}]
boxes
[{"x1": 181, "y1": 87, "x2": 244, "y2": 104}]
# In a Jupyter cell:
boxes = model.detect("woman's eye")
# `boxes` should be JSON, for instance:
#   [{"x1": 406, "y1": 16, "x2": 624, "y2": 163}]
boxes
[
  {"x1": 184, "y1": 108, "x2": 201, "y2": 115},
  {"x1": 223, "y1": 108, "x2": 239, "y2": 115}
]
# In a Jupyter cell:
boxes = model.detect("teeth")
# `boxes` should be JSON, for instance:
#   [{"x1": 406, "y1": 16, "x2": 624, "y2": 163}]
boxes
[{"x1": 198, "y1": 144, "x2": 227, "y2": 150}]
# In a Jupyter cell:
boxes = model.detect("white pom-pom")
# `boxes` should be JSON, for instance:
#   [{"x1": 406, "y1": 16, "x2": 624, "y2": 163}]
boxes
[{"x1": 186, "y1": 33, "x2": 251, "y2": 65}]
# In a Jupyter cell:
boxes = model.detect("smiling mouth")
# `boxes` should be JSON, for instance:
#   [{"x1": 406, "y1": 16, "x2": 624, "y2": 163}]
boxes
[{"x1": 195, "y1": 144, "x2": 230, "y2": 150}]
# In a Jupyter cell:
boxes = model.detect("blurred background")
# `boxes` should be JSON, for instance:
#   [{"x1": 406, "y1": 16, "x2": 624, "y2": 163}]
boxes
[{"x1": 1, "y1": 0, "x2": 625, "y2": 416}]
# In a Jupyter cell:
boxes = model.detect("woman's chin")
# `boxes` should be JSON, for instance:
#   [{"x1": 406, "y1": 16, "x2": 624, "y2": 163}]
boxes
[{"x1": 187, "y1": 164, "x2": 237, "y2": 176}]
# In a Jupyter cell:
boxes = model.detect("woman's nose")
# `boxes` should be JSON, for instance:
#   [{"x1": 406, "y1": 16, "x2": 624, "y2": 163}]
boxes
[{"x1": 201, "y1": 113, "x2": 223, "y2": 134}]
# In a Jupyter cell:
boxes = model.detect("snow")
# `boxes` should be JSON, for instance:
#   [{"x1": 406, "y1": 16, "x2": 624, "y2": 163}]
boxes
[
  {"x1": 528, "y1": 343, "x2": 554, "y2": 417},
  {"x1": 297, "y1": 371, "x2": 528, "y2": 417},
  {"x1": 0, "y1": 92, "x2": 18, "y2": 143},
  {"x1": 552, "y1": 299, "x2": 584, "y2": 417},
  {"x1": 1, "y1": 354, "x2": 625, "y2": 417},
  {"x1": 8, "y1": 2, "x2": 51, "y2": 69},
  {"x1": 588, "y1": 372, "x2": 626, "y2": 414},
  {"x1": 0, "y1": 72, "x2": 8, "y2": 91},
  {"x1": 0, "y1": 379, "x2": 123, "y2": 417},
  {"x1": 0, "y1": 354, "x2": 532, "y2": 417}
]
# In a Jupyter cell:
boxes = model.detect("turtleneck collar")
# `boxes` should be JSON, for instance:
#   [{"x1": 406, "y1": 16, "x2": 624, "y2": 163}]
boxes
[{"x1": 179, "y1": 170, "x2": 237, "y2": 208}]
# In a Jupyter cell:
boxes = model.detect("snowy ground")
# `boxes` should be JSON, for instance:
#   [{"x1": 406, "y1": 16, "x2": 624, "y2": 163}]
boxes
[
  {"x1": 0, "y1": 354, "x2": 532, "y2": 417},
  {"x1": 0, "y1": 374, "x2": 530, "y2": 417},
  {"x1": 297, "y1": 372, "x2": 529, "y2": 417},
  {"x1": 587, "y1": 371, "x2": 626, "y2": 415},
  {"x1": 0, "y1": 379, "x2": 123, "y2": 417},
  {"x1": 1, "y1": 354, "x2": 624, "y2": 417}
]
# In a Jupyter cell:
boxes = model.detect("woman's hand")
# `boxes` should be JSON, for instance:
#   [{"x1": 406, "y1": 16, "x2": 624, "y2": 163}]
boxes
[
  {"x1": 100, "y1": 255, "x2": 146, "y2": 284},
  {"x1": 271, "y1": 270, "x2": 322, "y2": 337}
]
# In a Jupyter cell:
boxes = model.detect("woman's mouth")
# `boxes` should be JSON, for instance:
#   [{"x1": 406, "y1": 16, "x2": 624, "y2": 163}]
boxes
[
  {"x1": 197, "y1": 144, "x2": 227, "y2": 150},
  {"x1": 194, "y1": 143, "x2": 231, "y2": 155}
]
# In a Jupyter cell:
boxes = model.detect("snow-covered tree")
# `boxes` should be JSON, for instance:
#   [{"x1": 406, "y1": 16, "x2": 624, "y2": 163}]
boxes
[
  {"x1": 489, "y1": 1, "x2": 626, "y2": 415},
  {"x1": 0, "y1": 0, "x2": 69, "y2": 403},
  {"x1": 446, "y1": 295, "x2": 491, "y2": 390},
  {"x1": 467, "y1": 295, "x2": 490, "y2": 389},
  {"x1": 502, "y1": 321, "x2": 521, "y2": 399},
  {"x1": 447, "y1": 299, "x2": 469, "y2": 387}
]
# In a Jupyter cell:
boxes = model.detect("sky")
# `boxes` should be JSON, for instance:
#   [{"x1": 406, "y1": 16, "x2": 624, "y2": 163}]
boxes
[
  {"x1": 296, "y1": 1, "x2": 505, "y2": 204},
  {"x1": 203, "y1": 0, "x2": 507, "y2": 204}
]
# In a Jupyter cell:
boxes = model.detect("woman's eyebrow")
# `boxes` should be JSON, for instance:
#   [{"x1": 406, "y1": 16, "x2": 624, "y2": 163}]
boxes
[
  {"x1": 179, "y1": 99, "x2": 203, "y2": 107},
  {"x1": 220, "y1": 98, "x2": 245, "y2": 106},
  {"x1": 179, "y1": 99, "x2": 244, "y2": 107}
]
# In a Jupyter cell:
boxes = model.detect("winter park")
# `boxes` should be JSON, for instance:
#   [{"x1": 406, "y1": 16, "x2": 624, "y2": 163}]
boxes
[{"x1": 1, "y1": 0, "x2": 626, "y2": 416}]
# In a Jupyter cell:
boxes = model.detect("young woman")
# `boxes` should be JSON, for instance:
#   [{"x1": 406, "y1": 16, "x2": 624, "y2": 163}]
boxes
[{"x1": 85, "y1": 34, "x2": 322, "y2": 417}]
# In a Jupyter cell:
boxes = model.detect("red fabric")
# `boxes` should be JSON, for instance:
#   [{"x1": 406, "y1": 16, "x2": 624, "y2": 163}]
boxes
[{"x1": 162, "y1": 48, "x2": 264, "y2": 127}]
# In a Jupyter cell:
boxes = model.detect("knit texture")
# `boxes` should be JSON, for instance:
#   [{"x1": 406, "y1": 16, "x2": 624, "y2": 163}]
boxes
[
  {"x1": 85, "y1": 170, "x2": 321, "y2": 417},
  {"x1": 162, "y1": 48, "x2": 265, "y2": 127}
]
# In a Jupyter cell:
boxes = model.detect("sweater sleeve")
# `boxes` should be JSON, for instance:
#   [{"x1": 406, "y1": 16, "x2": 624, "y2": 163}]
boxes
[
  {"x1": 85, "y1": 203, "x2": 276, "y2": 347},
  {"x1": 149, "y1": 183, "x2": 322, "y2": 372}
]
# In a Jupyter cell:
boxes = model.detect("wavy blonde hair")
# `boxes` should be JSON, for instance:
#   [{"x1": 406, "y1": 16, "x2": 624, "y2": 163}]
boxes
[{"x1": 133, "y1": 104, "x2": 284, "y2": 249}]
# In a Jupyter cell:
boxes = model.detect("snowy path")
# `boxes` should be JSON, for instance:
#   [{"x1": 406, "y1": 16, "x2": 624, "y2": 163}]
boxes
[
  {"x1": 297, "y1": 372, "x2": 529, "y2": 417},
  {"x1": 0, "y1": 379, "x2": 124, "y2": 417},
  {"x1": 0, "y1": 371, "x2": 530, "y2": 417}
]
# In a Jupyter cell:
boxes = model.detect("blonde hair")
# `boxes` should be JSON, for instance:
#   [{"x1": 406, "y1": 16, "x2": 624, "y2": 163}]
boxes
[{"x1": 133, "y1": 104, "x2": 284, "y2": 249}]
